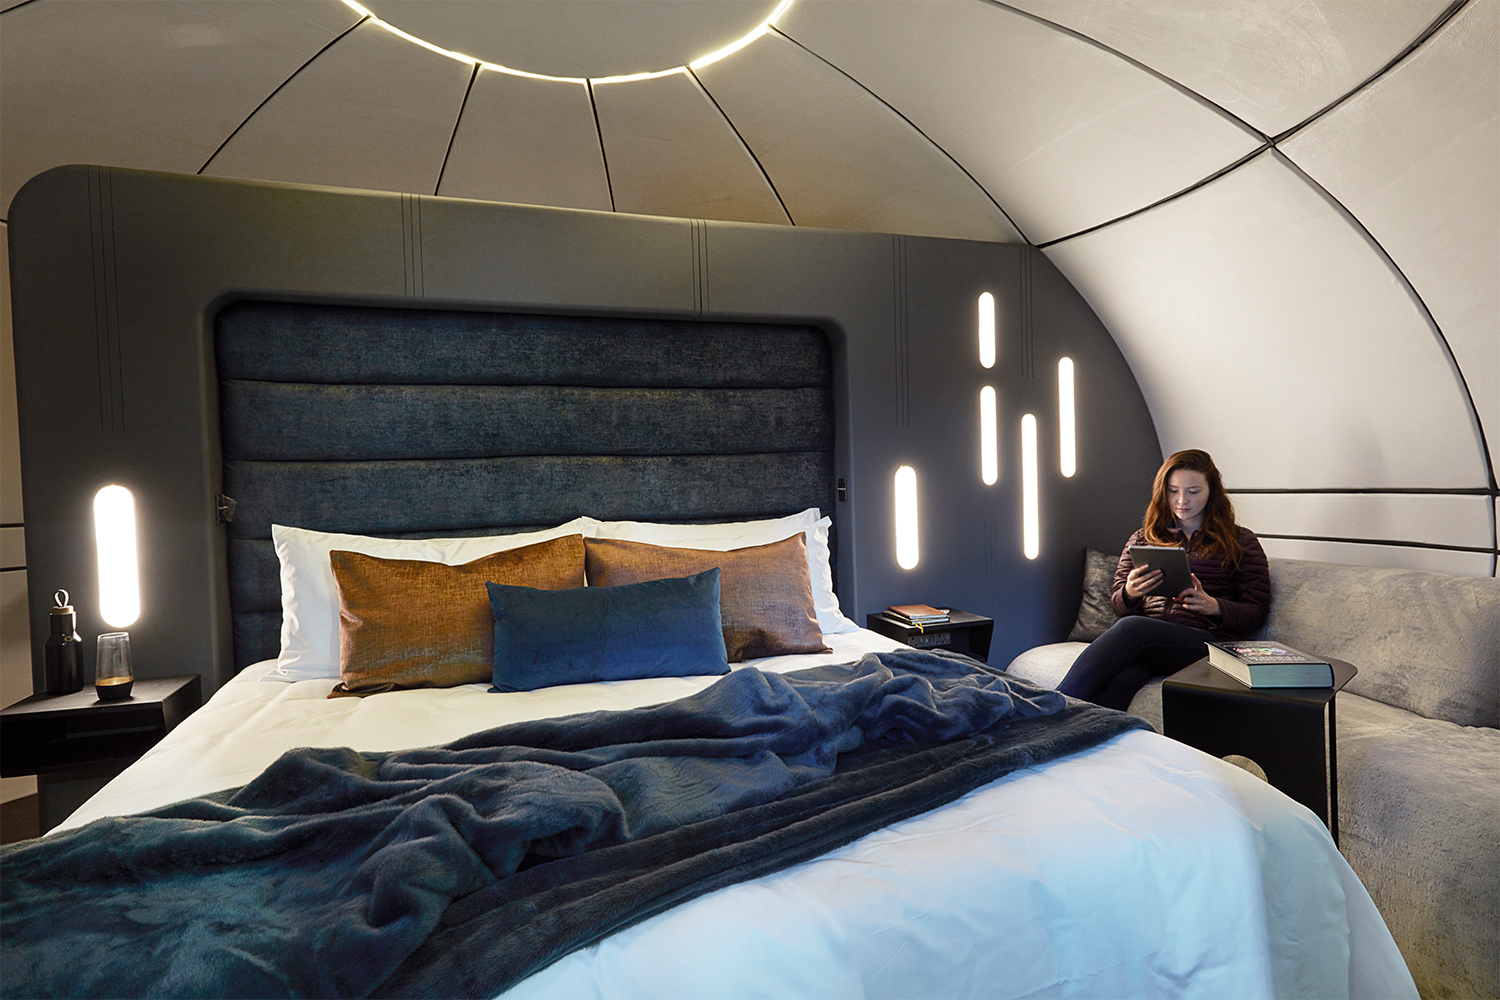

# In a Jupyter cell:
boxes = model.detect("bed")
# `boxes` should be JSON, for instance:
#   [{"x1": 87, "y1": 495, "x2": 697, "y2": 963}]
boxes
[{"x1": 2, "y1": 298, "x2": 1417, "y2": 999}]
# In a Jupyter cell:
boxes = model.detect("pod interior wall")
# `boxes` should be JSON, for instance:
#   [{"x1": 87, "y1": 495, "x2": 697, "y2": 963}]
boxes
[{"x1": 9, "y1": 165, "x2": 1160, "y2": 695}]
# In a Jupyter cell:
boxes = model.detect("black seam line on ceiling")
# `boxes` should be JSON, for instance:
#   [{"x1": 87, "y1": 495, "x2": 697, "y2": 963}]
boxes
[
  {"x1": 0, "y1": 522, "x2": 22, "y2": 528},
  {"x1": 0, "y1": 0, "x2": 44, "y2": 16},
  {"x1": 434, "y1": 64, "x2": 481, "y2": 197},
  {"x1": 687, "y1": 67, "x2": 795, "y2": 227},
  {"x1": 197, "y1": 15, "x2": 370, "y2": 176},
  {"x1": 1254, "y1": 533, "x2": 1498, "y2": 556},
  {"x1": 1273, "y1": 146, "x2": 1498, "y2": 500},
  {"x1": 0, "y1": 565, "x2": 25, "y2": 573},
  {"x1": 586, "y1": 80, "x2": 615, "y2": 213},
  {"x1": 1034, "y1": 144, "x2": 1268, "y2": 249},
  {"x1": 984, "y1": 0, "x2": 1269, "y2": 145},
  {"x1": 770, "y1": 25, "x2": 1029, "y2": 245},
  {"x1": 1273, "y1": 0, "x2": 1470, "y2": 145},
  {"x1": 1229, "y1": 487, "x2": 1497, "y2": 496}
]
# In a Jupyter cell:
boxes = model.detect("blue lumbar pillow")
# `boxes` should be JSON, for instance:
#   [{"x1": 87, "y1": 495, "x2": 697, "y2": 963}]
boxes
[{"x1": 488, "y1": 568, "x2": 730, "y2": 692}]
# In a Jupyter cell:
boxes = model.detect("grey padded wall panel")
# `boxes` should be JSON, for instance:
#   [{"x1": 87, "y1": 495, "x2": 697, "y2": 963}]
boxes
[{"x1": 10, "y1": 166, "x2": 1160, "y2": 693}]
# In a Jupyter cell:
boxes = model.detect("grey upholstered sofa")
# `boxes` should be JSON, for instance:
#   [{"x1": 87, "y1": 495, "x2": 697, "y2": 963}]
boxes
[{"x1": 1007, "y1": 556, "x2": 1499, "y2": 1000}]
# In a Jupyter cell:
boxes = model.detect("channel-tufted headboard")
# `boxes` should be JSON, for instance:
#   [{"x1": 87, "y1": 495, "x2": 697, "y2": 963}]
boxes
[{"x1": 216, "y1": 300, "x2": 836, "y2": 670}]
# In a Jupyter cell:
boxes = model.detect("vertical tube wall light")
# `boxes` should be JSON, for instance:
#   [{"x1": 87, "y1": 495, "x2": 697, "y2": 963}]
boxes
[
  {"x1": 94, "y1": 485, "x2": 140, "y2": 628},
  {"x1": 894, "y1": 465, "x2": 919, "y2": 569},
  {"x1": 980, "y1": 387, "x2": 998, "y2": 485},
  {"x1": 1058, "y1": 357, "x2": 1076, "y2": 477},
  {"x1": 1021, "y1": 416, "x2": 1039, "y2": 559},
  {"x1": 978, "y1": 292, "x2": 996, "y2": 369}
]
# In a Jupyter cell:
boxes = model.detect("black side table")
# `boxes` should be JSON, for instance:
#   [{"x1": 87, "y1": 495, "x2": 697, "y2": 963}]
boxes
[
  {"x1": 866, "y1": 611, "x2": 995, "y2": 663},
  {"x1": 1161, "y1": 657, "x2": 1356, "y2": 841},
  {"x1": 1, "y1": 675, "x2": 202, "y2": 832}
]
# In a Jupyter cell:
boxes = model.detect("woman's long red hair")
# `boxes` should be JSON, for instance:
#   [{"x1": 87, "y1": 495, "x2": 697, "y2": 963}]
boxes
[{"x1": 1142, "y1": 449, "x2": 1244, "y2": 568}]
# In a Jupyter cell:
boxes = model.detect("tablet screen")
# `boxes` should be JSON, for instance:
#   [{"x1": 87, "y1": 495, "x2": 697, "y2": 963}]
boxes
[{"x1": 1128, "y1": 545, "x2": 1193, "y2": 597}]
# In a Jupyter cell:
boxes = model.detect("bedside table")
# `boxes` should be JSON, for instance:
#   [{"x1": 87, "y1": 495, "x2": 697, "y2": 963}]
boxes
[
  {"x1": 866, "y1": 610, "x2": 995, "y2": 663},
  {"x1": 1162, "y1": 657, "x2": 1356, "y2": 842},
  {"x1": 1, "y1": 675, "x2": 202, "y2": 832}
]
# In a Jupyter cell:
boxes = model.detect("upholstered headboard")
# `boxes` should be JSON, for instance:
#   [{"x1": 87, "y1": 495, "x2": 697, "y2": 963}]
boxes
[{"x1": 216, "y1": 300, "x2": 836, "y2": 670}]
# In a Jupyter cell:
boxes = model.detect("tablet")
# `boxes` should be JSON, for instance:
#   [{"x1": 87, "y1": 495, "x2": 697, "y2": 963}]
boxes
[{"x1": 1128, "y1": 545, "x2": 1193, "y2": 597}]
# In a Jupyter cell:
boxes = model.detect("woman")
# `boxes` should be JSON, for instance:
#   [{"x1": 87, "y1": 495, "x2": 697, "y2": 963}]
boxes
[{"x1": 1057, "y1": 449, "x2": 1271, "y2": 710}]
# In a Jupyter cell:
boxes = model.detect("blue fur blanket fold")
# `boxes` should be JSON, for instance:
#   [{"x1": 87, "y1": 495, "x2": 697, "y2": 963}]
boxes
[{"x1": 0, "y1": 649, "x2": 1147, "y2": 999}]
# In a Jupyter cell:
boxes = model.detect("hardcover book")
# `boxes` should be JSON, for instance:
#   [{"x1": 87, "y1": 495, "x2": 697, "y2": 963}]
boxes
[
  {"x1": 1205, "y1": 640, "x2": 1334, "y2": 688},
  {"x1": 886, "y1": 604, "x2": 950, "y2": 625}
]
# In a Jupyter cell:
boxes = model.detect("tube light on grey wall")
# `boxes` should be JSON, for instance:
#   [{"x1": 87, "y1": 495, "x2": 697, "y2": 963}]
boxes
[
  {"x1": 1058, "y1": 358, "x2": 1076, "y2": 478},
  {"x1": 977, "y1": 292, "x2": 996, "y2": 369},
  {"x1": 980, "y1": 387, "x2": 998, "y2": 485},
  {"x1": 94, "y1": 485, "x2": 140, "y2": 628},
  {"x1": 1021, "y1": 416, "x2": 1039, "y2": 559},
  {"x1": 894, "y1": 465, "x2": 919, "y2": 569}
]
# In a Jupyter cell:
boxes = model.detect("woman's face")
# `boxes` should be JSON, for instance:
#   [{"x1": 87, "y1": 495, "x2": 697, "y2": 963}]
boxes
[{"x1": 1166, "y1": 469, "x2": 1211, "y2": 531}]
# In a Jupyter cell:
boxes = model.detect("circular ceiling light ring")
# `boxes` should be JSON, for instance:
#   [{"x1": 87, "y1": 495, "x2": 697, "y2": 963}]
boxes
[{"x1": 343, "y1": 0, "x2": 794, "y2": 84}]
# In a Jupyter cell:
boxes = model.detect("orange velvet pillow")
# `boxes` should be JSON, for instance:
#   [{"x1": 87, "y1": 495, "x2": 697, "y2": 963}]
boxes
[
  {"x1": 584, "y1": 534, "x2": 829, "y2": 662},
  {"x1": 329, "y1": 534, "x2": 585, "y2": 696}
]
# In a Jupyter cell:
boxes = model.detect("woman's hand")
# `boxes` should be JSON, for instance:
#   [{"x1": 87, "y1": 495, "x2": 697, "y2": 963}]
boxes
[
  {"x1": 1124, "y1": 564, "x2": 1163, "y2": 600},
  {"x1": 1177, "y1": 573, "x2": 1221, "y2": 618}
]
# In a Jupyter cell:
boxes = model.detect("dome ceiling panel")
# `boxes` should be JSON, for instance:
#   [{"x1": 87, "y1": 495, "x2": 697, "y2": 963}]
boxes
[
  {"x1": 777, "y1": 0, "x2": 1260, "y2": 244},
  {"x1": 695, "y1": 32, "x2": 1020, "y2": 242},
  {"x1": 1005, "y1": 0, "x2": 1452, "y2": 138},
  {"x1": 436, "y1": 72, "x2": 610, "y2": 211},
  {"x1": 1282, "y1": 0, "x2": 1497, "y2": 475},
  {"x1": 591, "y1": 72, "x2": 789, "y2": 224},
  {"x1": 0, "y1": 0, "x2": 360, "y2": 213},
  {"x1": 203, "y1": 19, "x2": 471, "y2": 195},
  {"x1": 1045, "y1": 151, "x2": 1483, "y2": 491}
]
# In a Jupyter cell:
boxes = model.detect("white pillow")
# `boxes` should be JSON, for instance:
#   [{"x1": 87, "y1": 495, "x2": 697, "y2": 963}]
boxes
[
  {"x1": 264, "y1": 517, "x2": 601, "y2": 682},
  {"x1": 592, "y1": 508, "x2": 858, "y2": 634}
]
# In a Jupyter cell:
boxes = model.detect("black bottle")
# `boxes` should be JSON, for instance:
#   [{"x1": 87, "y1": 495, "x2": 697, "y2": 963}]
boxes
[{"x1": 43, "y1": 589, "x2": 84, "y2": 694}]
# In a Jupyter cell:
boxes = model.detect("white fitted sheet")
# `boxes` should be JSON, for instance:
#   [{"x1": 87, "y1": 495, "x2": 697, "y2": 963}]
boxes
[{"x1": 58, "y1": 631, "x2": 1416, "y2": 1000}]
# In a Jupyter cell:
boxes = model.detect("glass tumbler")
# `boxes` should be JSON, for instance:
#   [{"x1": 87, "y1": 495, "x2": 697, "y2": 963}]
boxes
[{"x1": 95, "y1": 631, "x2": 134, "y2": 701}]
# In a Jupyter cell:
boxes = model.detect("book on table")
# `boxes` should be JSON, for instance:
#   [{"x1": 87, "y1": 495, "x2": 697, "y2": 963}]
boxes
[
  {"x1": 1205, "y1": 640, "x2": 1334, "y2": 688},
  {"x1": 887, "y1": 604, "x2": 950, "y2": 626}
]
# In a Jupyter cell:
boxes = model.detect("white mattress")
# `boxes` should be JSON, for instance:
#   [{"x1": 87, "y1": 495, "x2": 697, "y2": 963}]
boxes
[{"x1": 59, "y1": 631, "x2": 1417, "y2": 1000}]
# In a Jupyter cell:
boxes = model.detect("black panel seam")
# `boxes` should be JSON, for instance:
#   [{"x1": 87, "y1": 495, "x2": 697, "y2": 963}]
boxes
[
  {"x1": 587, "y1": 80, "x2": 615, "y2": 212},
  {"x1": 688, "y1": 67, "x2": 794, "y2": 227},
  {"x1": 1273, "y1": 0, "x2": 1470, "y2": 144},
  {"x1": 198, "y1": 15, "x2": 369, "y2": 175},
  {"x1": 1229, "y1": 487, "x2": 1496, "y2": 495},
  {"x1": 1255, "y1": 533, "x2": 1497, "y2": 556},
  {"x1": 435, "y1": 63, "x2": 480, "y2": 197},
  {"x1": 893, "y1": 236, "x2": 910, "y2": 429}
]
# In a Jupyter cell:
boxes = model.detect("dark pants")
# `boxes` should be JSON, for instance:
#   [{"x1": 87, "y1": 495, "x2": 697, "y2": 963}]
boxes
[{"x1": 1057, "y1": 616, "x2": 1216, "y2": 711}]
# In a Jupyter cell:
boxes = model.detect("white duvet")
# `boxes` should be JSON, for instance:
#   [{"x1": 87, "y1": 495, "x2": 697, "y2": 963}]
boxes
[{"x1": 59, "y1": 631, "x2": 1417, "y2": 1000}]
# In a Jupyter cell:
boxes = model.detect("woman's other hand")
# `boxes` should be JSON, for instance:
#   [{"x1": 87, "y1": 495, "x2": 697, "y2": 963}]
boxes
[
  {"x1": 1124, "y1": 564, "x2": 1163, "y2": 600},
  {"x1": 1178, "y1": 573, "x2": 1221, "y2": 617}
]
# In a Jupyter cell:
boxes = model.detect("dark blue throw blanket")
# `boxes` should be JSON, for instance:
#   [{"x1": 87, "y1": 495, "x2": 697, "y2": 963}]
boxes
[{"x1": 1, "y1": 650, "x2": 1147, "y2": 999}]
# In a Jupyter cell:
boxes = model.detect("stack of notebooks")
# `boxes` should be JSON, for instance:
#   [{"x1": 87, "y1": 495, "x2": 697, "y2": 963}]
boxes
[
  {"x1": 886, "y1": 604, "x2": 950, "y2": 630},
  {"x1": 1205, "y1": 640, "x2": 1334, "y2": 688}
]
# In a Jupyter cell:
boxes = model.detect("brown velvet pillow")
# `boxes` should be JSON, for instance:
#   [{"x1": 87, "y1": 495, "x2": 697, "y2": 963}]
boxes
[
  {"x1": 329, "y1": 534, "x2": 585, "y2": 696},
  {"x1": 584, "y1": 534, "x2": 830, "y2": 662}
]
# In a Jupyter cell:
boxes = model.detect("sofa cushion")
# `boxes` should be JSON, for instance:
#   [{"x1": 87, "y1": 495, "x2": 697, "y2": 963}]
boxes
[
  {"x1": 1335, "y1": 692, "x2": 1500, "y2": 999},
  {"x1": 1258, "y1": 559, "x2": 1499, "y2": 728},
  {"x1": 1067, "y1": 547, "x2": 1123, "y2": 642},
  {"x1": 1005, "y1": 642, "x2": 1161, "y2": 733}
]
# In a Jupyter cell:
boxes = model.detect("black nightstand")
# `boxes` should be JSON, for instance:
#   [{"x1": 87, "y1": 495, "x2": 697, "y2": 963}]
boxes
[
  {"x1": 866, "y1": 610, "x2": 995, "y2": 663},
  {"x1": 1, "y1": 675, "x2": 202, "y2": 832},
  {"x1": 1162, "y1": 657, "x2": 1356, "y2": 841}
]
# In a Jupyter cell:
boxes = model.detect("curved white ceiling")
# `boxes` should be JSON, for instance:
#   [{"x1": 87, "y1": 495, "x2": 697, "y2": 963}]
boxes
[{"x1": 0, "y1": 0, "x2": 1494, "y2": 574}]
